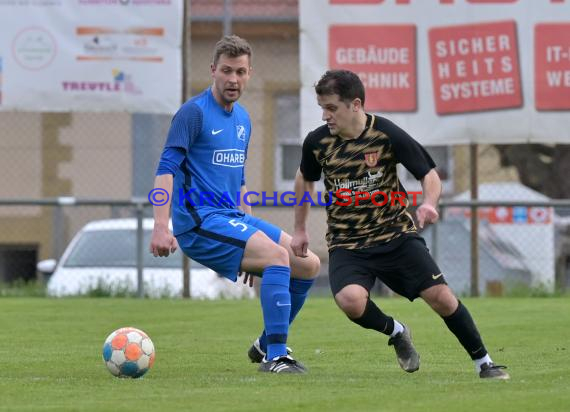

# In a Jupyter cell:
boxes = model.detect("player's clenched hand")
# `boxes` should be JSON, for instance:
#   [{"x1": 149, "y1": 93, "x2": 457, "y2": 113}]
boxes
[
  {"x1": 149, "y1": 224, "x2": 177, "y2": 257},
  {"x1": 291, "y1": 229, "x2": 309, "y2": 258},
  {"x1": 238, "y1": 271, "x2": 255, "y2": 287},
  {"x1": 416, "y1": 203, "x2": 439, "y2": 229}
]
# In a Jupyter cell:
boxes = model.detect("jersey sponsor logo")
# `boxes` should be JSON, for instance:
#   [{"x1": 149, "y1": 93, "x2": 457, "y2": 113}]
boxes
[
  {"x1": 364, "y1": 151, "x2": 380, "y2": 167},
  {"x1": 211, "y1": 128, "x2": 223, "y2": 135},
  {"x1": 333, "y1": 170, "x2": 383, "y2": 193},
  {"x1": 367, "y1": 170, "x2": 383, "y2": 182},
  {"x1": 212, "y1": 149, "x2": 245, "y2": 168},
  {"x1": 236, "y1": 125, "x2": 246, "y2": 141}
]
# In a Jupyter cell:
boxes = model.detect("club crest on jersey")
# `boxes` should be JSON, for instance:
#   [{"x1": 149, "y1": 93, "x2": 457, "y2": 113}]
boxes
[
  {"x1": 364, "y1": 151, "x2": 380, "y2": 167},
  {"x1": 212, "y1": 149, "x2": 245, "y2": 168},
  {"x1": 236, "y1": 125, "x2": 246, "y2": 141}
]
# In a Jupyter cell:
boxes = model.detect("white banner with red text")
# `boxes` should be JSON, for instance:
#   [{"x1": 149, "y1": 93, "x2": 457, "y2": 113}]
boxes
[
  {"x1": 0, "y1": 0, "x2": 182, "y2": 114},
  {"x1": 300, "y1": 0, "x2": 570, "y2": 144}
]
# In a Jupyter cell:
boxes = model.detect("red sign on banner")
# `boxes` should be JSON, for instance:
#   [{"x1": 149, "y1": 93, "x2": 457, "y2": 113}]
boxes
[
  {"x1": 428, "y1": 21, "x2": 522, "y2": 115},
  {"x1": 450, "y1": 206, "x2": 551, "y2": 224},
  {"x1": 535, "y1": 23, "x2": 570, "y2": 110},
  {"x1": 488, "y1": 206, "x2": 513, "y2": 223},
  {"x1": 329, "y1": 25, "x2": 416, "y2": 112}
]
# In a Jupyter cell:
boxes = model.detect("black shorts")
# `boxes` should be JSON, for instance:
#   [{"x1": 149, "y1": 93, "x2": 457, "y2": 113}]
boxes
[{"x1": 328, "y1": 235, "x2": 446, "y2": 301}]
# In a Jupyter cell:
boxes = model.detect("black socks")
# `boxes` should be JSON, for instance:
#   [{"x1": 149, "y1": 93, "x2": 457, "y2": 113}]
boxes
[
  {"x1": 443, "y1": 301, "x2": 488, "y2": 360},
  {"x1": 349, "y1": 298, "x2": 395, "y2": 335}
]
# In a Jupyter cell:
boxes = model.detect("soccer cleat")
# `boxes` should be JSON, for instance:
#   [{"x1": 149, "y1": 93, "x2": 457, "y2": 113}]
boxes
[
  {"x1": 247, "y1": 338, "x2": 292, "y2": 363},
  {"x1": 258, "y1": 355, "x2": 306, "y2": 374},
  {"x1": 479, "y1": 363, "x2": 510, "y2": 380},
  {"x1": 387, "y1": 325, "x2": 420, "y2": 373}
]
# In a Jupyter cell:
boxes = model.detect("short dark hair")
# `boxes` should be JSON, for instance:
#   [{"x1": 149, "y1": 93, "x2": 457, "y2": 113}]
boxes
[
  {"x1": 315, "y1": 70, "x2": 365, "y2": 106},
  {"x1": 212, "y1": 35, "x2": 252, "y2": 66}
]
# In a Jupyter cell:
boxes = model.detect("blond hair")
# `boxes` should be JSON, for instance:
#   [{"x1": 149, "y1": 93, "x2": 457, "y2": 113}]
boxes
[{"x1": 212, "y1": 35, "x2": 252, "y2": 66}]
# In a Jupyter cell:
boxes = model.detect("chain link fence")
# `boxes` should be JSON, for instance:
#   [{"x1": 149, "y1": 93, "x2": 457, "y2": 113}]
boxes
[
  {"x1": 1, "y1": 198, "x2": 569, "y2": 297},
  {"x1": 1, "y1": 0, "x2": 569, "y2": 297}
]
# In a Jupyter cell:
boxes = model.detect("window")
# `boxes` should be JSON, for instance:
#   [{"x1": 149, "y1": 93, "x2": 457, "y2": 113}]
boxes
[
  {"x1": 274, "y1": 92, "x2": 302, "y2": 191},
  {"x1": 398, "y1": 146, "x2": 454, "y2": 195},
  {"x1": 0, "y1": 245, "x2": 38, "y2": 283},
  {"x1": 273, "y1": 92, "x2": 324, "y2": 192}
]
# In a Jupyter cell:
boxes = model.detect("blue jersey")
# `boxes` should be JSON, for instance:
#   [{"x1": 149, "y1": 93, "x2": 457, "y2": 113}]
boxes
[{"x1": 161, "y1": 88, "x2": 251, "y2": 236}]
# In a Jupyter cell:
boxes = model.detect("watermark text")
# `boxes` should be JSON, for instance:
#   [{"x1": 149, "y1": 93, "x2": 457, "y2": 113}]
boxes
[{"x1": 148, "y1": 188, "x2": 422, "y2": 207}]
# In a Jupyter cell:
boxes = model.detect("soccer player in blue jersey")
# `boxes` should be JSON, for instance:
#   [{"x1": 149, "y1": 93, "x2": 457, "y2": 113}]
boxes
[{"x1": 149, "y1": 35, "x2": 320, "y2": 374}]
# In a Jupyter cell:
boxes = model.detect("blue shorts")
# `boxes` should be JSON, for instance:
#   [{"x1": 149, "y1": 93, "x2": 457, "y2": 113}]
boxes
[{"x1": 175, "y1": 209, "x2": 282, "y2": 282}]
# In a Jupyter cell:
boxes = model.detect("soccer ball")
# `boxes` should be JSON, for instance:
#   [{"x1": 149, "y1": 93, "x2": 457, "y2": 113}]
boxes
[{"x1": 102, "y1": 327, "x2": 155, "y2": 378}]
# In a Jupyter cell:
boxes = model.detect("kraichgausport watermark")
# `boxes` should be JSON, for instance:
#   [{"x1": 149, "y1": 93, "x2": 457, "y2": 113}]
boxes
[
  {"x1": 148, "y1": 188, "x2": 169, "y2": 206},
  {"x1": 148, "y1": 188, "x2": 423, "y2": 207}
]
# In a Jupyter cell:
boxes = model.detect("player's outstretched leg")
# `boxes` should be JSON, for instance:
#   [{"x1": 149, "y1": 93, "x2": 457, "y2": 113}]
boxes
[
  {"x1": 257, "y1": 265, "x2": 305, "y2": 374},
  {"x1": 248, "y1": 278, "x2": 315, "y2": 366},
  {"x1": 336, "y1": 285, "x2": 420, "y2": 373},
  {"x1": 248, "y1": 231, "x2": 319, "y2": 367},
  {"x1": 241, "y1": 231, "x2": 307, "y2": 374},
  {"x1": 421, "y1": 285, "x2": 509, "y2": 380},
  {"x1": 443, "y1": 300, "x2": 509, "y2": 380}
]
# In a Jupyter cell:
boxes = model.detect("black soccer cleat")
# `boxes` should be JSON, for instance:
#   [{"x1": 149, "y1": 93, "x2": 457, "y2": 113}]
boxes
[
  {"x1": 479, "y1": 363, "x2": 510, "y2": 380},
  {"x1": 387, "y1": 325, "x2": 420, "y2": 373},
  {"x1": 258, "y1": 355, "x2": 307, "y2": 374},
  {"x1": 248, "y1": 338, "x2": 293, "y2": 363}
]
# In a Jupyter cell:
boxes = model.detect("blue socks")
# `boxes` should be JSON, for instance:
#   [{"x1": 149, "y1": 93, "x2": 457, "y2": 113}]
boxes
[
  {"x1": 259, "y1": 277, "x2": 315, "y2": 354},
  {"x1": 260, "y1": 265, "x2": 291, "y2": 360}
]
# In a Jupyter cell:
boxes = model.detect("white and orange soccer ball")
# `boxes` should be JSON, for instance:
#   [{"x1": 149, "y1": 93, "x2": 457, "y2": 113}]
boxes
[{"x1": 102, "y1": 327, "x2": 155, "y2": 378}]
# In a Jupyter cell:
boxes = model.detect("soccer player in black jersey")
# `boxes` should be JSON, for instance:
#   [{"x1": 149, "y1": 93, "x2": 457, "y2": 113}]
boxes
[{"x1": 291, "y1": 69, "x2": 509, "y2": 379}]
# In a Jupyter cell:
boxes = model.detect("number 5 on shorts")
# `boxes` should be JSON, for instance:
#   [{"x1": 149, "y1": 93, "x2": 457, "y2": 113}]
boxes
[{"x1": 229, "y1": 219, "x2": 247, "y2": 232}]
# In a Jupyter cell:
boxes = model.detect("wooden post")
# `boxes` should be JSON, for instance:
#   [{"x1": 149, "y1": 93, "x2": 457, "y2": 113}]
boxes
[{"x1": 470, "y1": 143, "x2": 479, "y2": 297}]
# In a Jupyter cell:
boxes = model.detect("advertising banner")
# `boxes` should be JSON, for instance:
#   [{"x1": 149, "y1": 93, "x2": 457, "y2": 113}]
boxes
[
  {"x1": 300, "y1": 0, "x2": 570, "y2": 144},
  {"x1": 0, "y1": 0, "x2": 182, "y2": 114}
]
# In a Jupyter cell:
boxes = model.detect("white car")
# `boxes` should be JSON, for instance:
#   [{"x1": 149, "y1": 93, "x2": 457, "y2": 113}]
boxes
[{"x1": 37, "y1": 218, "x2": 255, "y2": 299}]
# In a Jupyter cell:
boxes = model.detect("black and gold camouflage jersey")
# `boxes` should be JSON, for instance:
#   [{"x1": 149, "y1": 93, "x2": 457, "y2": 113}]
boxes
[{"x1": 300, "y1": 114, "x2": 435, "y2": 251}]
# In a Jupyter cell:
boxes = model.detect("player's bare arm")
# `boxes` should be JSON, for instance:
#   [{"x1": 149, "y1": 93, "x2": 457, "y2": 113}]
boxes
[
  {"x1": 416, "y1": 168, "x2": 442, "y2": 229},
  {"x1": 149, "y1": 174, "x2": 178, "y2": 257},
  {"x1": 291, "y1": 168, "x2": 315, "y2": 258}
]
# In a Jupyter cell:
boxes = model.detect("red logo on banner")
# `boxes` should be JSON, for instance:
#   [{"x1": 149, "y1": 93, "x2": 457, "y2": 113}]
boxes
[
  {"x1": 329, "y1": 25, "x2": 416, "y2": 112},
  {"x1": 528, "y1": 207, "x2": 551, "y2": 224},
  {"x1": 535, "y1": 23, "x2": 570, "y2": 110},
  {"x1": 428, "y1": 21, "x2": 522, "y2": 115},
  {"x1": 488, "y1": 207, "x2": 513, "y2": 223}
]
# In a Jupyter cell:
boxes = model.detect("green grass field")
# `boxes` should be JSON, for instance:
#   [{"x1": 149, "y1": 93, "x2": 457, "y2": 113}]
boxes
[{"x1": 1, "y1": 296, "x2": 569, "y2": 412}]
